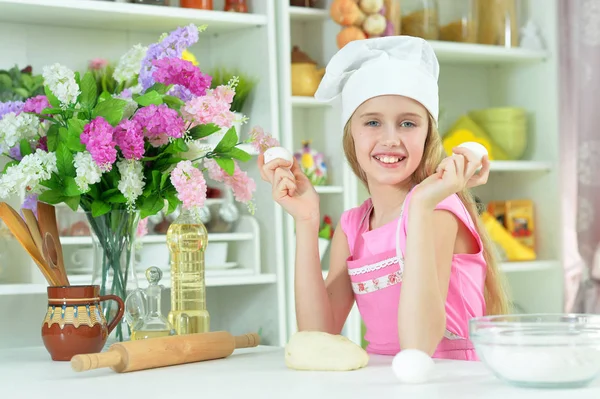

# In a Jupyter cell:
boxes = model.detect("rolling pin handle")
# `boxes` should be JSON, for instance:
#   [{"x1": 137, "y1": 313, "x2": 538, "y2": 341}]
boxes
[
  {"x1": 234, "y1": 333, "x2": 260, "y2": 349},
  {"x1": 71, "y1": 350, "x2": 122, "y2": 372}
]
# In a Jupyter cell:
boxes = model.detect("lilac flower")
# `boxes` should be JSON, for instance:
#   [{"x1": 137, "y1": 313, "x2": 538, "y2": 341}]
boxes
[
  {"x1": 0, "y1": 101, "x2": 24, "y2": 120},
  {"x1": 152, "y1": 57, "x2": 211, "y2": 97},
  {"x1": 133, "y1": 104, "x2": 185, "y2": 146},
  {"x1": 139, "y1": 24, "x2": 200, "y2": 91},
  {"x1": 23, "y1": 96, "x2": 51, "y2": 114},
  {"x1": 81, "y1": 117, "x2": 117, "y2": 171},
  {"x1": 21, "y1": 193, "x2": 39, "y2": 217}
]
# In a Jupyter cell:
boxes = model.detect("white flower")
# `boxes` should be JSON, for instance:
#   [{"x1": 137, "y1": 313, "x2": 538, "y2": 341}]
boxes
[
  {"x1": 0, "y1": 150, "x2": 57, "y2": 198},
  {"x1": 74, "y1": 151, "x2": 103, "y2": 193},
  {"x1": 0, "y1": 112, "x2": 40, "y2": 149},
  {"x1": 42, "y1": 63, "x2": 80, "y2": 107},
  {"x1": 113, "y1": 44, "x2": 147, "y2": 85},
  {"x1": 117, "y1": 159, "x2": 145, "y2": 207}
]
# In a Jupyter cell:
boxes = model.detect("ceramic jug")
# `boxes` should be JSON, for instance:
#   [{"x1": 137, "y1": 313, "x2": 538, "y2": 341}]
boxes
[
  {"x1": 291, "y1": 46, "x2": 325, "y2": 97},
  {"x1": 41, "y1": 285, "x2": 124, "y2": 361}
]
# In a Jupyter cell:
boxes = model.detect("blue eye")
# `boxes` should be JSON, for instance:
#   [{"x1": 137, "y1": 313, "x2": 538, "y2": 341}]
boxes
[
  {"x1": 366, "y1": 120, "x2": 380, "y2": 127},
  {"x1": 400, "y1": 121, "x2": 416, "y2": 128}
]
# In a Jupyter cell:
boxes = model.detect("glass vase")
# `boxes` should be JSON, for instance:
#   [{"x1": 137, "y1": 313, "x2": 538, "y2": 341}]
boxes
[{"x1": 86, "y1": 209, "x2": 140, "y2": 344}]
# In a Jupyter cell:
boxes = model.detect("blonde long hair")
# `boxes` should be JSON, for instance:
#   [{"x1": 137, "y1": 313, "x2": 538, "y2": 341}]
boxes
[{"x1": 342, "y1": 116, "x2": 509, "y2": 315}]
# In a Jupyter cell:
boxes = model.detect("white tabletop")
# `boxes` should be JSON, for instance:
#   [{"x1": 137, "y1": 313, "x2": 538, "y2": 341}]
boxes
[{"x1": 0, "y1": 345, "x2": 598, "y2": 398}]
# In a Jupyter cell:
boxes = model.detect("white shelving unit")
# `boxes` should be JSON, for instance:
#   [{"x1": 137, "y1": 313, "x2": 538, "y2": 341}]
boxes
[
  {"x1": 277, "y1": 0, "x2": 563, "y2": 349},
  {"x1": 0, "y1": 0, "x2": 288, "y2": 350}
]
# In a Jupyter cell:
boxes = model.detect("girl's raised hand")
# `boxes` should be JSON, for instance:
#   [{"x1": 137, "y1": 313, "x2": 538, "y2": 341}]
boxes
[
  {"x1": 257, "y1": 154, "x2": 320, "y2": 222},
  {"x1": 413, "y1": 148, "x2": 488, "y2": 209}
]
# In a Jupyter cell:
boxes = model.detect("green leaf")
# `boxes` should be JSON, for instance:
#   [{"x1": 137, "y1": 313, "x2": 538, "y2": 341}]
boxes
[
  {"x1": 38, "y1": 189, "x2": 65, "y2": 205},
  {"x1": 146, "y1": 83, "x2": 169, "y2": 95},
  {"x1": 214, "y1": 127, "x2": 238, "y2": 153},
  {"x1": 224, "y1": 147, "x2": 251, "y2": 162},
  {"x1": 56, "y1": 143, "x2": 76, "y2": 177},
  {"x1": 150, "y1": 170, "x2": 161, "y2": 191},
  {"x1": 163, "y1": 95, "x2": 185, "y2": 109},
  {"x1": 88, "y1": 184, "x2": 100, "y2": 200},
  {"x1": 91, "y1": 98, "x2": 126, "y2": 126},
  {"x1": 173, "y1": 138, "x2": 189, "y2": 153},
  {"x1": 19, "y1": 139, "x2": 32, "y2": 157},
  {"x1": 155, "y1": 156, "x2": 183, "y2": 171},
  {"x1": 58, "y1": 126, "x2": 69, "y2": 142},
  {"x1": 39, "y1": 172, "x2": 63, "y2": 190},
  {"x1": 46, "y1": 124, "x2": 59, "y2": 152},
  {"x1": 67, "y1": 119, "x2": 87, "y2": 152},
  {"x1": 160, "y1": 172, "x2": 170, "y2": 190},
  {"x1": 165, "y1": 189, "x2": 179, "y2": 214},
  {"x1": 63, "y1": 177, "x2": 81, "y2": 196},
  {"x1": 44, "y1": 85, "x2": 61, "y2": 108},
  {"x1": 101, "y1": 188, "x2": 120, "y2": 200},
  {"x1": 215, "y1": 157, "x2": 235, "y2": 176},
  {"x1": 92, "y1": 200, "x2": 112, "y2": 217},
  {"x1": 79, "y1": 71, "x2": 98, "y2": 109},
  {"x1": 98, "y1": 91, "x2": 112, "y2": 103},
  {"x1": 106, "y1": 193, "x2": 127, "y2": 204},
  {"x1": 188, "y1": 123, "x2": 220, "y2": 140},
  {"x1": 40, "y1": 108, "x2": 62, "y2": 115},
  {"x1": 140, "y1": 193, "x2": 164, "y2": 219},
  {"x1": 64, "y1": 195, "x2": 81, "y2": 212},
  {"x1": 134, "y1": 90, "x2": 163, "y2": 106}
]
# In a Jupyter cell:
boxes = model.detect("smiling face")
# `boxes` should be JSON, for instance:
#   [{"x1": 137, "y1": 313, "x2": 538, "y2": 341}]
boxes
[{"x1": 348, "y1": 95, "x2": 430, "y2": 189}]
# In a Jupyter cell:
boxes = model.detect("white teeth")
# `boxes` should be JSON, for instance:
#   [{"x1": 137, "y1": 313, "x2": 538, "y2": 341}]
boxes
[{"x1": 375, "y1": 155, "x2": 402, "y2": 164}]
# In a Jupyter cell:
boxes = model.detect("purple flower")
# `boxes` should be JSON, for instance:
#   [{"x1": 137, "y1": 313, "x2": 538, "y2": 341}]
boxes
[
  {"x1": 9, "y1": 146, "x2": 23, "y2": 161},
  {"x1": 23, "y1": 95, "x2": 51, "y2": 114},
  {"x1": 81, "y1": 117, "x2": 117, "y2": 171},
  {"x1": 114, "y1": 119, "x2": 145, "y2": 160},
  {"x1": 0, "y1": 101, "x2": 24, "y2": 120},
  {"x1": 139, "y1": 24, "x2": 200, "y2": 91},
  {"x1": 21, "y1": 193, "x2": 39, "y2": 217},
  {"x1": 133, "y1": 104, "x2": 185, "y2": 145},
  {"x1": 152, "y1": 57, "x2": 211, "y2": 97},
  {"x1": 36, "y1": 136, "x2": 48, "y2": 152},
  {"x1": 168, "y1": 85, "x2": 194, "y2": 102}
]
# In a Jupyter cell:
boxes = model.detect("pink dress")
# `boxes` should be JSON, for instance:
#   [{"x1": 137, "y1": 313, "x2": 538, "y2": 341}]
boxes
[{"x1": 340, "y1": 187, "x2": 487, "y2": 360}]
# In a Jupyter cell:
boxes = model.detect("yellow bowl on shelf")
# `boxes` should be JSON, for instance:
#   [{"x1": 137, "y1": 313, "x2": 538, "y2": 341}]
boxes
[{"x1": 469, "y1": 108, "x2": 528, "y2": 159}]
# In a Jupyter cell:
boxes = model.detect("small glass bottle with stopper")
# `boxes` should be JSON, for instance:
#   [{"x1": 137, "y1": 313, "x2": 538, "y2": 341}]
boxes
[{"x1": 125, "y1": 266, "x2": 176, "y2": 340}]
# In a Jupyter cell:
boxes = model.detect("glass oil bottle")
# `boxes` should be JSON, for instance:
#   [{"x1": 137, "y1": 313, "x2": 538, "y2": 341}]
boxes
[{"x1": 166, "y1": 207, "x2": 210, "y2": 335}]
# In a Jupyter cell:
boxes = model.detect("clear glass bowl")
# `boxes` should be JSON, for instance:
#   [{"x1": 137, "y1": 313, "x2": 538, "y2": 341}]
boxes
[{"x1": 470, "y1": 314, "x2": 600, "y2": 389}]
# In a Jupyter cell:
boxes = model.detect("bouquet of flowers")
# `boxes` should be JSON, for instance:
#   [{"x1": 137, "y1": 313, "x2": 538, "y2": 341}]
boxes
[{"x1": 0, "y1": 24, "x2": 279, "y2": 341}]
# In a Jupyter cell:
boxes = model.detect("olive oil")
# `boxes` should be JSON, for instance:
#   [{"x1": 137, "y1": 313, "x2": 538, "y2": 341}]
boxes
[{"x1": 166, "y1": 209, "x2": 210, "y2": 335}]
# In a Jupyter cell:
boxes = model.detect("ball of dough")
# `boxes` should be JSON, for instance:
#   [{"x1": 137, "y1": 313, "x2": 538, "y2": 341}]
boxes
[
  {"x1": 392, "y1": 349, "x2": 434, "y2": 384},
  {"x1": 285, "y1": 331, "x2": 369, "y2": 371},
  {"x1": 263, "y1": 146, "x2": 293, "y2": 165}
]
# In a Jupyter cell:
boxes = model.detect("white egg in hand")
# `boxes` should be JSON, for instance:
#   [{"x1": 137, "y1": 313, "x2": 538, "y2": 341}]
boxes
[
  {"x1": 263, "y1": 146, "x2": 293, "y2": 167},
  {"x1": 392, "y1": 349, "x2": 434, "y2": 384},
  {"x1": 457, "y1": 142, "x2": 488, "y2": 172}
]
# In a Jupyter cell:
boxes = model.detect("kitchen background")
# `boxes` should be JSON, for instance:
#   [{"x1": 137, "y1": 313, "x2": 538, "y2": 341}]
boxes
[{"x1": 0, "y1": 0, "x2": 598, "y2": 349}]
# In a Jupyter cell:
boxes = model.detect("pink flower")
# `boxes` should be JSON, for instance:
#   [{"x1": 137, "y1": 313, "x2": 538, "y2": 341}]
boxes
[
  {"x1": 205, "y1": 159, "x2": 256, "y2": 203},
  {"x1": 89, "y1": 58, "x2": 109, "y2": 70},
  {"x1": 170, "y1": 160, "x2": 208, "y2": 210},
  {"x1": 81, "y1": 117, "x2": 117, "y2": 171},
  {"x1": 23, "y1": 95, "x2": 51, "y2": 114},
  {"x1": 114, "y1": 119, "x2": 145, "y2": 160},
  {"x1": 213, "y1": 85, "x2": 235, "y2": 104},
  {"x1": 181, "y1": 88, "x2": 235, "y2": 129},
  {"x1": 248, "y1": 126, "x2": 279, "y2": 154},
  {"x1": 137, "y1": 217, "x2": 149, "y2": 237},
  {"x1": 152, "y1": 57, "x2": 211, "y2": 97},
  {"x1": 133, "y1": 103, "x2": 185, "y2": 146}
]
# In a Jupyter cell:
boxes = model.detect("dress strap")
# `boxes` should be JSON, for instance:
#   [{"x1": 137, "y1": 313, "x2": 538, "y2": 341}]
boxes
[{"x1": 395, "y1": 196, "x2": 408, "y2": 263}]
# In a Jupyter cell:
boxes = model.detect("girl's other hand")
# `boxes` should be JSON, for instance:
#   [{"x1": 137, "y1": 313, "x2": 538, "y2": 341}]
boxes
[{"x1": 257, "y1": 154, "x2": 320, "y2": 222}]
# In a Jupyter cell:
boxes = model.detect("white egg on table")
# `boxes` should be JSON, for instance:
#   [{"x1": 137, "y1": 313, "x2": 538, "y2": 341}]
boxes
[
  {"x1": 263, "y1": 146, "x2": 293, "y2": 166},
  {"x1": 457, "y1": 141, "x2": 489, "y2": 172},
  {"x1": 392, "y1": 349, "x2": 435, "y2": 384}
]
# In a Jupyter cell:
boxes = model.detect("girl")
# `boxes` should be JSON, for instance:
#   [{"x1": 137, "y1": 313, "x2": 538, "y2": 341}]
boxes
[{"x1": 259, "y1": 36, "x2": 508, "y2": 360}]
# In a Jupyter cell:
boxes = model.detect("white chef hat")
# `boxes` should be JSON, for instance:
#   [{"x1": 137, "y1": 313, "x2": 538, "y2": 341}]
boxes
[{"x1": 314, "y1": 36, "x2": 440, "y2": 127}]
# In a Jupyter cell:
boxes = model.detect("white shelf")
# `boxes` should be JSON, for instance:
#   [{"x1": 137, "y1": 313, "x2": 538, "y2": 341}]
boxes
[
  {"x1": 315, "y1": 185, "x2": 343, "y2": 194},
  {"x1": 0, "y1": 273, "x2": 277, "y2": 296},
  {"x1": 291, "y1": 96, "x2": 331, "y2": 108},
  {"x1": 489, "y1": 161, "x2": 553, "y2": 172},
  {"x1": 0, "y1": 0, "x2": 268, "y2": 34},
  {"x1": 430, "y1": 41, "x2": 547, "y2": 64},
  {"x1": 289, "y1": 7, "x2": 329, "y2": 22},
  {"x1": 59, "y1": 232, "x2": 255, "y2": 246},
  {"x1": 500, "y1": 260, "x2": 559, "y2": 273}
]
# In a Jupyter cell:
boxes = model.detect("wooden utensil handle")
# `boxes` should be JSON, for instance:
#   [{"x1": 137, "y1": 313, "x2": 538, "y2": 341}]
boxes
[
  {"x1": 71, "y1": 350, "x2": 122, "y2": 372},
  {"x1": 234, "y1": 333, "x2": 260, "y2": 349}
]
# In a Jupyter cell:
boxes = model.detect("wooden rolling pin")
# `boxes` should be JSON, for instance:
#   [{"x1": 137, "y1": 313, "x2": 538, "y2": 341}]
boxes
[{"x1": 71, "y1": 331, "x2": 259, "y2": 373}]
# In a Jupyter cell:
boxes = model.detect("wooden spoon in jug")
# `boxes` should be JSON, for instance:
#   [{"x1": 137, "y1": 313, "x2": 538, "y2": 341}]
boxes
[
  {"x1": 0, "y1": 202, "x2": 59, "y2": 286},
  {"x1": 37, "y1": 202, "x2": 69, "y2": 286}
]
